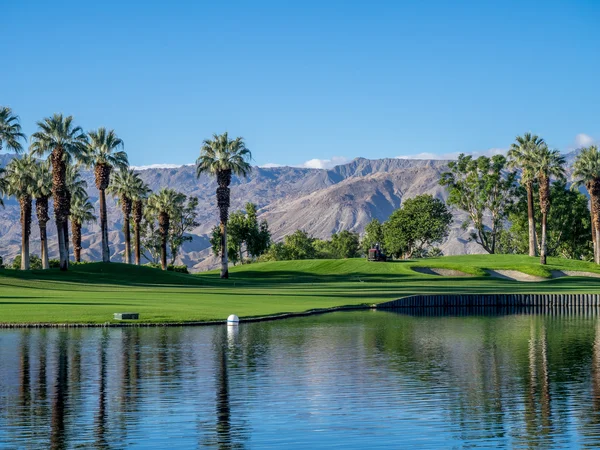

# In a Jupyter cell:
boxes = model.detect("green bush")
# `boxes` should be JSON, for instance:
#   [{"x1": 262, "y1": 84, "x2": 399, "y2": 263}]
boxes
[
  {"x1": 143, "y1": 262, "x2": 189, "y2": 273},
  {"x1": 11, "y1": 254, "x2": 43, "y2": 270},
  {"x1": 49, "y1": 259, "x2": 61, "y2": 269}
]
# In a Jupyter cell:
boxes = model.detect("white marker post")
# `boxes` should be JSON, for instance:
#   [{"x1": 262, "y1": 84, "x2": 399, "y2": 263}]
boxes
[{"x1": 227, "y1": 314, "x2": 239, "y2": 326}]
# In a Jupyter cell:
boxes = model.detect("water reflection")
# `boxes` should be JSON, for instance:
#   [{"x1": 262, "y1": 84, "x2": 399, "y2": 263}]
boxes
[{"x1": 1, "y1": 310, "x2": 600, "y2": 448}]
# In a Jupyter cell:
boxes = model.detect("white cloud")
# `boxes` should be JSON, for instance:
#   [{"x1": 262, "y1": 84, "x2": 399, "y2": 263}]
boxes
[
  {"x1": 131, "y1": 163, "x2": 193, "y2": 171},
  {"x1": 300, "y1": 156, "x2": 349, "y2": 169},
  {"x1": 396, "y1": 148, "x2": 507, "y2": 160},
  {"x1": 574, "y1": 133, "x2": 596, "y2": 148}
]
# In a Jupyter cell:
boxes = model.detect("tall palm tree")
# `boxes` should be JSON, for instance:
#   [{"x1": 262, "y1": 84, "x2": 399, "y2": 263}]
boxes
[
  {"x1": 107, "y1": 169, "x2": 145, "y2": 264},
  {"x1": 147, "y1": 188, "x2": 184, "y2": 270},
  {"x1": 131, "y1": 178, "x2": 150, "y2": 266},
  {"x1": 0, "y1": 106, "x2": 26, "y2": 153},
  {"x1": 196, "y1": 132, "x2": 252, "y2": 278},
  {"x1": 70, "y1": 193, "x2": 96, "y2": 263},
  {"x1": 31, "y1": 161, "x2": 53, "y2": 269},
  {"x1": 0, "y1": 168, "x2": 6, "y2": 207},
  {"x1": 86, "y1": 128, "x2": 128, "y2": 263},
  {"x1": 531, "y1": 146, "x2": 566, "y2": 265},
  {"x1": 508, "y1": 133, "x2": 546, "y2": 257},
  {"x1": 4, "y1": 156, "x2": 36, "y2": 269},
  {"x1": 64, "y1": 165, "x2": 88, "y2": 261},
  {"x1": 573, "y1": 145, "x2": 600, "y2": 264},
  {"x1": 30, "y1": 114, "x2": 89, "y2": 271}
]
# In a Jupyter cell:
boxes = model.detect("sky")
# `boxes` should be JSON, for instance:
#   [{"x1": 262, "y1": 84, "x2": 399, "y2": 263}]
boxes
[{"x1": 3, "y1": 0, "x2": 600, "y2": 169}]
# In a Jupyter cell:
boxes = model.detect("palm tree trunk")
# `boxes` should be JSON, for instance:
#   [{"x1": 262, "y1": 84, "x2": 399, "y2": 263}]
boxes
[
  {"x1": 36, "y1": 197, "x2": 50, "y2": 270},
  {"x1": 19, "y1": 196, "x2": 32, "y2": 270},
  {"x1": 526, "y1": 182, "x2": 538, "y2": 257},
  {"x1": 540, "y1": 212, "x2": 548, "y2": 265},
  {"x1": 99, "y1": 189, "x2": 110, "y2": 263},
  {"x1": 51, "y1": 147, "x2": 69, "y2": 271},
  {"x1": 134, "y1": 220, "x2": 141, "y2": 266},
  {"x1": 63, "y1": 219, "x2": 70, "y2": 262},
  {"x1": 56, "y1": 219, "x2": 67, "y2": 270},
  {"x1": 590, "y1": 183, "x2": 600, "y2": 264},
  {"x1": 220, "y1": 222, "x2": 229, "y2": 278},
  {"x1": 72, "y1": 220, "x2": 82, "y2": 262},
  {"x1": 124, "y1": 215, "x2": 131, "y2": 264},
  {"x1": 159, "y1": 212, "x2": 169, "y2": 270}
]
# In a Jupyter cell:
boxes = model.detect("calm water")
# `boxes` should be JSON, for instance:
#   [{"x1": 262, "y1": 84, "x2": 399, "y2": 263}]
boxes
[{"x1": 2, "y1": 310, "x2": 600, "y2": 448}]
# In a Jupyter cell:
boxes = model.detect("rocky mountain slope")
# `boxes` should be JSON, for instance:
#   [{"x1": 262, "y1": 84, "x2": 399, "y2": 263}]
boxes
[{"x1": 0, "y1": 154, "x2": 552, "y2": 271}]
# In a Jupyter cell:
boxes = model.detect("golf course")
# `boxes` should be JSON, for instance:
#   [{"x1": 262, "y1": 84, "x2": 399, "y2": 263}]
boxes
[{"x1": 1, "y1": 254, "x2": 600, "y2": 325}]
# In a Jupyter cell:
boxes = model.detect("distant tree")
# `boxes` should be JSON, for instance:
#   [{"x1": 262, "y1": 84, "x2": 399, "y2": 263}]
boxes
[
  {"x1": 330, "y1": 230, "x2": 361, "y2": 258},
  {"x1": 147, "y1": 188, "x2": 185, "y2": 270},
  {"x1": 361, "y1": 218, "x2": 385, "y2": 254},
  {"x1": 30, "y1": 114, "x2": 89, "y2": 270},
  {"x1": 283, "y1": 230, "x2": 317, "y2": 260},
  {"x1": 169, "y1": 195, "x2": 199, "y2": 265},
  {"x1": 531, "y1": 146, "x2": 565, "y2": 264},
  {"x1": 108, "y1": 169, "x2": 146, "y2": 264},
  {"x1": 0, "y1": 106, "x2": 26, "y2": 153},
  {"x1": 572, "y1": 145, "x2": 600, "y2": 264},
  {"x1": 4, "y1": 156, "x2": 36, "y2": 269},
  {"x1": 196, "y1": 132, "x2": 252, "y2": 278},
  {"x1": 64, "y1": 164, "x2": 88, "y2": 260},
  {"x1": 508, "y1": 133, "x2": 546, "y2": 257},
  {"x1": 70, "y1": 193, "x2": 96, "y2": 262},
  {"x1": 440, "y1": 154, "x2": 517, "y2": 254},
  {"x1": 31, "y1": 160, "x2": 53, "y2": 269},
  {"x1": 86, "y1": 128, "x2": 128, "y2": 263},
  {"x1": 383, "y1": 194, "x2": 452, "y2": 259},
  {"x1": 131, "y1": 178, "x2": 151, "y2": 266}
]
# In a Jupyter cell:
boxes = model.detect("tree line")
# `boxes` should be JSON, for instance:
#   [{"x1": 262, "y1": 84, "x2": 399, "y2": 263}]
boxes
[
  {"x1": 440, "y1": 133, "x2": 600, "y2": 265},
  {"x1": 0, "y1": 107, "x2": 253, "y2": 277}
]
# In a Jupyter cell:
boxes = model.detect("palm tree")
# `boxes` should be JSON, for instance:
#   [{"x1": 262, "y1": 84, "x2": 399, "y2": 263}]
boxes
[
  {"x1": 107, "y1": 169, "x2": 146, "y2": 264},
  {"x1": 531, "y1": 146, "x2": 566, "y2": 265},
  {"x1": 508, "y1": 133, "x2": 546, "y2": 257},
  {"x1": 31, "y1": 161, "x2": 53, "y2": 269},
  {"x1": 70, "y1": 193, "x2": 96, "y2": 262},
  {"x1": 30, "y1": 114, "x2": 88, "y2": 271},
  {"x1": 147, "y1": 188, "x2": 184, "y2": 270},
  {"x1": 573, "y1": 145, "x2": 600, "y2": 264},
  {"x1": 0, "y1": 106, "x2": 26, "y2": 153},
  {"x1": 86, "y1": 128, "x2": 128, "y2": 263},
  {"x1": 131, "y1": 178, "x2": 150, "y2": 266},
  {"x1": 4, "y1": 156, "x2": 36, "y2": 269},
  {"x1": 64, "y1": 165, "x2": 88, "y2": 260},
  {"x1": 196, "y1": 132, "x2": 252, "y2": 278}
]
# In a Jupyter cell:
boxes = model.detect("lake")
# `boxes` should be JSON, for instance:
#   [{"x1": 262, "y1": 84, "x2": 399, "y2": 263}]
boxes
[{"x1": 1, "y1": 309, "x2": 600, "y2": 448}]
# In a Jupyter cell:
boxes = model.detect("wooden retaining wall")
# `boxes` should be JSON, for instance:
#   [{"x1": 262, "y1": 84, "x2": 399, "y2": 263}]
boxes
[{"x1": 377, "y1": 294, "x2": 600, "y2": 309}]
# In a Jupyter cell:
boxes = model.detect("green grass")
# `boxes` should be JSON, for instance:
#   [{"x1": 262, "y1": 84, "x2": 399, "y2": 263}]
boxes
[{"x1": 0, "y1": 255, "x2": 599, "y2": 324}]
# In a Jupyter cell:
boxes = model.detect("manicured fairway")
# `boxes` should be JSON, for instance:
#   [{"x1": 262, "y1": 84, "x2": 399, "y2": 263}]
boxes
[{"x1": 0, "y1": 255, "x2": 599, "y2": 324}]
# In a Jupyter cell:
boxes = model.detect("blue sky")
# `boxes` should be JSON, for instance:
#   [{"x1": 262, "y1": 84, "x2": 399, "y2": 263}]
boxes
[{"x1": 3, "y1": 0, "x2": 600, "y2": 169}]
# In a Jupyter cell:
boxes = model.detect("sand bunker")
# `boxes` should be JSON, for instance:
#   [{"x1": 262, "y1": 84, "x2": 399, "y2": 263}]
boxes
[
  {"x1": 486, "y1": 270, "x2": 547, "y2": 282},
  {"x1": 412, "y1": 267, "x2": 472, "y2": 277},
  {"x1": 551, "y1": 270, "x2": 600, "y2": 279}
]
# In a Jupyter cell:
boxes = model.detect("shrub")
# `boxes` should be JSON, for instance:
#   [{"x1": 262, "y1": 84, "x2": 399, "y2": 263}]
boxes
[
  {"x1": 49, "y1": 259, "x2": 61, "y2": 269},
  {"x1": 143, "y1": 262, "x2": 189, "y2": 273},
  {"x1": 11, "y1": 254, "x2": 43, "y2": 270}
]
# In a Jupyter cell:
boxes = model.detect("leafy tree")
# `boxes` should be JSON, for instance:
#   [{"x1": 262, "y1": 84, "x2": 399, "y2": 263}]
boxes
[
  {"x1": 572, "y1": 145, "x2": 600, "y2": 264},
  {"x1": 30, "y1": 114, "x2": 89, "y2": 270},
  {"x1": 4, "y1": 156, "x2": 36, "y2": 269},
  {"x1": 361, "y1": 219, "x2": 385, "y2": 254},
  {"x1": 140, "y1": 209, "x2": 162, "y2": 264},
  {"x1": 499, "y1": 181, "x2": 592, "y2": 260},
  {"x1": 86, "y1": 128, "x2": 128, "y2": 263},
  {"x1": 282, "y1": 230, "x2": 316, "y2": 260},
  {"x1": 70, "y1": 193, "x2": 96, "y2": 262},
  {"x1": 508, "y1": 133, "x2": 546, "y2": 257},
  {"x1": 209, "y1": 203, "x2": 270, "y2": 264},
  {"x1": 31, "y1": 160, "x2": 53, "y2": 269},
  {"x1": 383, "y1": 194, "x2": 452, "y2": 259},
  {"x1": 330, "y1": 230, "x2": 361, "y2": 258},
  {"x1": 169, "y1": 195, "x2": 199, "y2": 265},
  {"x1": 0, "y1": 106, "x2": 26, "y2": 153},
  {"x1": 146, "y1": 188, "x2": 185, "y2": 270},
  {"x1": 440, "y1": 154, "x2": 517, "y2": 254},
  {"x1": 108, "y1": 169, "x2": 146, "y2": 264},
  {"x1": 196, "y1": 132, "x2": 252, "y2": 279},
  {"x1": 530, "y1": 147, "x2": 565, "y2": 264}
]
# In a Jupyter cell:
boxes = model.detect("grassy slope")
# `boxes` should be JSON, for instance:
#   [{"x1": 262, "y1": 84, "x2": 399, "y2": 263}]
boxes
[{"x1": 0, "y1": 256, "x2": 599, "y2": 324}]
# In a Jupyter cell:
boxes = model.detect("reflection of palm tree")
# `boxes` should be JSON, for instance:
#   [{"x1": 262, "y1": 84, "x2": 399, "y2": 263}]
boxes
[
  {"x1": 50, "y1": 332, "x2": 69, "y2": 449},
  {"x1": 19, "y1": 332, "x2": 31, "y2": 408},
  {"x1": 95, "y1": 329, "x2": 109, "y2": 448},
  {"x1": 215, "y1": 328, "x2": 231, "y2": 447}
]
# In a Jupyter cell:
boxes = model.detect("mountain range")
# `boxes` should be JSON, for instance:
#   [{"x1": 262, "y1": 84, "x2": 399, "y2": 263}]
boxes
[{"x1": 0, "y1": 152, "x2": 580, "y2": 271}]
